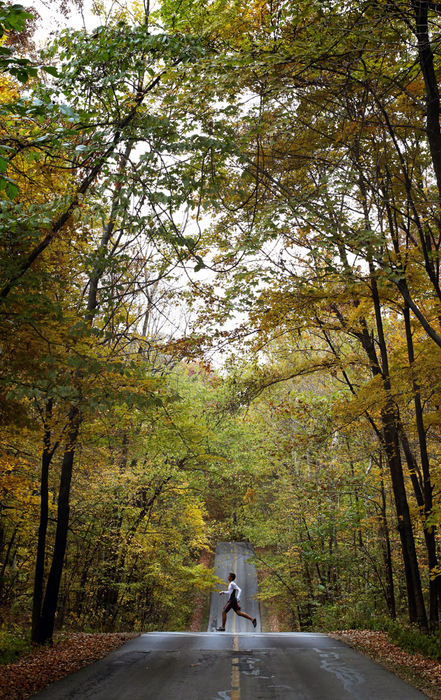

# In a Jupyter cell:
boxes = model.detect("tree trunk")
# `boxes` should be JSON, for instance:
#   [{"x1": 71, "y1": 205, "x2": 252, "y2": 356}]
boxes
[
  {"x1": 0, "y1": 524, "x2": 19, "y2": 603},
  {"x1": 379, "y1": 455, "x2": 396, "y2": 618},
  {"x1": 360, "y1": 270, "x2": 428, "y2": 628},
  {"x1": 414, "y1": 0, "x2": 441, "y2": 207},
  {"x1": 403, "y1": 302, "x2": 441, "y2": 624},
  {"x1": 32, "y1": 400, "x2": 57, "y2": 643},
  {"x1": 32, "y1": 406, "x2": 80, "y2": 645},
  {"x1": 381, "y1": 404, "x2": 426, "y2": 625}
]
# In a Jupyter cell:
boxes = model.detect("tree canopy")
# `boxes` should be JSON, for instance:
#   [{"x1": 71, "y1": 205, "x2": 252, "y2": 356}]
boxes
[{"x1": 3, "y1": 0, "x2": 441, "y2": 647}]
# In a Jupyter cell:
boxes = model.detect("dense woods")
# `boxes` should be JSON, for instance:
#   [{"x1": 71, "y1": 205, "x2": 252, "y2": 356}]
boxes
[{"x1": 3, "y1": 0, "x2": 441, "y2": 654}]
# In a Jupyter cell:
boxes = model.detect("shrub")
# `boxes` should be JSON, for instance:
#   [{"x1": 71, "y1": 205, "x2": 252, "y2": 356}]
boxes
[
  {"x1": 384, "y1": 621, "x2": 441, "y2": 660},
  {"x1": 0, "y1": 628, "x2": 32, "y2": 664}
]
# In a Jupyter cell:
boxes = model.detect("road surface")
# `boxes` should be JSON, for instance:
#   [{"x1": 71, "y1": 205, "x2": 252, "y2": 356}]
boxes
[
  {"x1": 32, "y1": 541, "x2": 426, "y2": 699},
  {"x1": 208, "y1": 541, "x2": 260, "y2": 633}
]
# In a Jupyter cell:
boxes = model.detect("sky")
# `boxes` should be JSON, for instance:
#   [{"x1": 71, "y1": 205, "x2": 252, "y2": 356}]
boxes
[
  {"x1": 32, "y1": 1, "x2": 158, "y2": 44},
  {"x1": 32, "y1": 1, "x2": 102, "y2": 46}
]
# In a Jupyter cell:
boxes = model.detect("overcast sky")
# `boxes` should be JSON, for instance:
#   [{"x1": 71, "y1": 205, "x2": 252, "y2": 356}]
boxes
[{"x1": 32, "y1": 1, "x2": 101, "y2": 46}]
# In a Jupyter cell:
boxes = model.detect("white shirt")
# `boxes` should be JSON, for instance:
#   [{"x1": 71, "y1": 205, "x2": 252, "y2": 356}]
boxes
[{"x1": 221, "y1": 581, "x2": 241, "y2": 601}]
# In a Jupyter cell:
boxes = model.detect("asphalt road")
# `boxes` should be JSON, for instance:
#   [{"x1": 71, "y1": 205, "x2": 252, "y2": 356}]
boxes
[
  {"x1": 32, "y1": 541, "x2": 426, "y2": 699},
  {"x1": 208, "y1": 541, "x2": 260, "y2": 633}
]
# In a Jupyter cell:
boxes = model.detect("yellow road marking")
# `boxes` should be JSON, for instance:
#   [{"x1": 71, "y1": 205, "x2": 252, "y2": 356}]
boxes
[
  {"x1": 231, "y1": 545, "x2": 240, "y2": 699},
  {"x1": 233, "y1": 543, "x2": 237, "y2": 634},
  {"x1": 231, "y1": 634, "x2": 240, "y2": 700}
]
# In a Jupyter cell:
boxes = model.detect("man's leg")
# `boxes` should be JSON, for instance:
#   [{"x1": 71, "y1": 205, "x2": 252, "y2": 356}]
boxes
[
  {"x1": 236, "y1": 610, "x2": 253, "y2": 621},
  {"x1": 217, "y1": 604, "x2": 229, "y2": 630},
  {"x1": 236, "y1": 610, "x2": 257, "y2": 627}
]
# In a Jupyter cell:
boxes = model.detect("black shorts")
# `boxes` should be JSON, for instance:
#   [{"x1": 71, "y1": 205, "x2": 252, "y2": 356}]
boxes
[{"x1": 223, "y1": 598, "x2": 241, "y2": 614}]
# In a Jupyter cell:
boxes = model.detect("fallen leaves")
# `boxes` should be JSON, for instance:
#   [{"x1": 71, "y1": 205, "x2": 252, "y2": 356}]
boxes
[
  {"x1": 330, "y1": 630, "x2": 441, "y2": 699},
  {"x1": 0, "y1": 632, "x2": 137, "y2": 700}
]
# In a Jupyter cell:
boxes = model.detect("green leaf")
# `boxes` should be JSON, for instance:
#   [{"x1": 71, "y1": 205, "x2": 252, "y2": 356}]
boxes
[
  {"x1": 59, "y1": 104, "x2": 78, "y2": 119},
  {"x1": 5, "y1": 183, "x2": 18, "y2": 199},
  {"x1": 9, "y1": 66, "x2": 29, "y2": 83},
  {"x1": 42, "y1": 65, "x2": 59, "y2": 78}
]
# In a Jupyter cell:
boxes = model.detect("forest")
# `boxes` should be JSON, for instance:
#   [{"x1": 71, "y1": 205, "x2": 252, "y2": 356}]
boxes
[{"x1": 2, "y1": 0, "x2": 441, "y2": 657}]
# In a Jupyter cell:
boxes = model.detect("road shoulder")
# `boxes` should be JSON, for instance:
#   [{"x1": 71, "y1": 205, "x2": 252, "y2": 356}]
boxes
[
  {"x1": 0, "y1": 632, "x2": 138, "y2": 700},
  {"x1": 330, "y1": 630, "x2": 441, "y2": 699}
]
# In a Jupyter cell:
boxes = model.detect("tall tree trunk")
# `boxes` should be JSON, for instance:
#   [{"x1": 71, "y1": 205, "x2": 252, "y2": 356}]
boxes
[
  {"x1": 402, "y1": 303, "x2": 441, "y2": 625},
  {"x1": 381, "y1": 403, "x2": 426, "y2": 625},
  {"x1": 321, "y1": 233, "x2": 420, "y2": 622},
  {"x1": 368, "y1": 271, "x2": 427, "y2": 628},
  {"x1": 413, "y1": 0, "x2": 441, "y2": 207},
  {"x1": 352, "y1": 164, "x2": 427, "y2": 625},
  {"x1": 31, "y1": 400, "x2": 56, "y2": 643},
  {"x1": 399, "y1": 430, "x2": 440, "y2": 624},
  {"x1": 33, "y1": 406, "x2": 80, "y2": 645},
  {"x1": 379, "y1": 454, "x2": 396, "y2": 618}
]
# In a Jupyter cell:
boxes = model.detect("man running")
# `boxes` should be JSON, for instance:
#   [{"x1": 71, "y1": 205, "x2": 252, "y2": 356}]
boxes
[{"x1": 216, "y1": 572, "x2": 257, "y2": 631}]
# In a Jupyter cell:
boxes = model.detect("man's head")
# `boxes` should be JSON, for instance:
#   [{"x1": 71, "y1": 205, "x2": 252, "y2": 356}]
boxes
[{"x1": 228, "y1": 572, "x2": 236, "y2": 582}]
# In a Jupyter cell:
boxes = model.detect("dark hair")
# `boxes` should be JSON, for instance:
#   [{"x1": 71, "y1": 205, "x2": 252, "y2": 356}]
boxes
[{"x1": 229, "y1": 572, "x2": 236, "y2": 580}]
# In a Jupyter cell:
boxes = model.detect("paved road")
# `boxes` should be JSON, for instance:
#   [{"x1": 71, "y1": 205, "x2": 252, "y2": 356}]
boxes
[
  {"x1": 32, "y1": 541, "x2": 426, "y2": 699},
  {"x1": 208, "y1": 541, "x2": 260, "y2": 633}
]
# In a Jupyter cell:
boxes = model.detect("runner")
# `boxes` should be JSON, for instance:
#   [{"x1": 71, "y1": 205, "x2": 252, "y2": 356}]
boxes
[{"x1": 216, "y1": 572, "x2": 257, "y2": 631}]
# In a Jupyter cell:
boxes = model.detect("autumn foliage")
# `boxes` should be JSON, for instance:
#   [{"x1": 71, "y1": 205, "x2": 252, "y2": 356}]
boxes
[{"x1": 4, "y1": 0, "x2": 441, "y2": 669}]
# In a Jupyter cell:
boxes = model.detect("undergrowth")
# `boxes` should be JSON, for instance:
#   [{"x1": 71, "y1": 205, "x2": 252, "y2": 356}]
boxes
[
  {"x1": 0, "y1": 628, "x2": 32, "y2": 664},
  {"x1": 383, "y1": 620, "x2": 441, "y2": 660},
  {"x1": 313, "y1": 602, "x2": 441, "y2": 659}
]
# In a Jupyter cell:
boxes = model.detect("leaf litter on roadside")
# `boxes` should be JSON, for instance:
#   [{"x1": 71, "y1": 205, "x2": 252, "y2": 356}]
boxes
[{"x1": 0, "y1": 632, "x2": 137, "y2": 700}]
